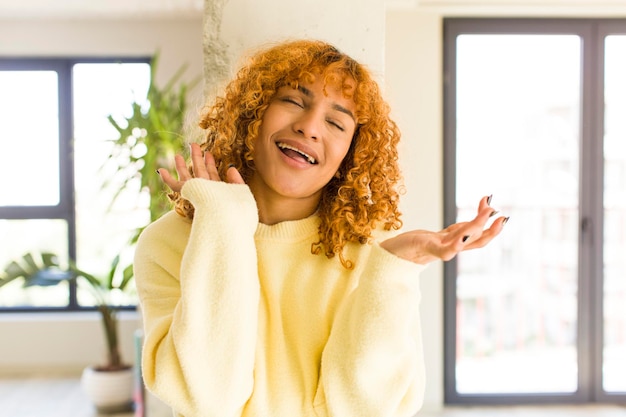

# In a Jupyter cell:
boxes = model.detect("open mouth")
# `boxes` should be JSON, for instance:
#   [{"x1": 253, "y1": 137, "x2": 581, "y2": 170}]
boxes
[{"x1": 276, "y1": 142, "x2": 318, "y2": 164}]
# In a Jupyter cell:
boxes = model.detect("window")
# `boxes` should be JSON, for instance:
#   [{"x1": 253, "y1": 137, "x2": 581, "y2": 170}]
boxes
[
  {"x1": 0, "y1": 58, "x2": 151, "y2": 310},
  {"x1": 444, "y1": 19, "x2": 626, "y2": 404}
]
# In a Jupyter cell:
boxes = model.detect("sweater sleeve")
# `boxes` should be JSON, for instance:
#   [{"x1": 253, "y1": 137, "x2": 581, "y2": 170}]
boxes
[
  {"x1": 134, "y1": 178, "x2": 260, "y2": 417},
  {"x1": 317, "y1": 243, "x2": 427, "y2": 417}
]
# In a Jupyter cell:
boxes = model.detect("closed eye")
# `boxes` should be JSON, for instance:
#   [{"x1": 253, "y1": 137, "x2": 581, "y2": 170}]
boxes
[
  {"x1": 281, "y1": 96, "x2": 304, "y2": 108},
  {"x1": 327, "y1": 119, "x2": 345, "y2": 131}
]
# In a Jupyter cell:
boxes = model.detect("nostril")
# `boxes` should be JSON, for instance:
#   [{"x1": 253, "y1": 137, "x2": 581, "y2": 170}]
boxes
[{"x1": 294, "y1": 120, "x2": 320, "y2": 140}]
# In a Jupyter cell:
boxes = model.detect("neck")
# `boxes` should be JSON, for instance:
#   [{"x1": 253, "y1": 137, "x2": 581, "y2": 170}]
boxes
[
  {"x1": 254, "y1": 195, "x2": 319, "y2": 225},
  {"x1": 247, "y1": 181, "x2": 320, "y2": 225},
  {"x1": 247, "y1": 171, "x2": 324, "y2": 225}
]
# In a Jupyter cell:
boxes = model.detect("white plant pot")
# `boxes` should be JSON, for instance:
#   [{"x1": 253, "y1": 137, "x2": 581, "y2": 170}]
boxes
[{"x1": 81, "y1": 365, "x2": 134, "y2": 413}]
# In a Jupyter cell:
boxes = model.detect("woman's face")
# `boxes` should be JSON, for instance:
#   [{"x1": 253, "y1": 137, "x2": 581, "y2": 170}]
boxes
[{"x1": 248, "y1": 75, "x2": 357, "y2": 219}]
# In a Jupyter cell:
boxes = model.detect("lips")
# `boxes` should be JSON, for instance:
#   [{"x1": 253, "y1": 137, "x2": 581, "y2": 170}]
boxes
[{"x1": 276, "y1": 142, "x2": 318, "y2": 164}]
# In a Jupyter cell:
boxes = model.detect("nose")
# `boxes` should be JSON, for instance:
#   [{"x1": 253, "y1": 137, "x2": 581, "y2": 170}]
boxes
[{"x1": 293, "y1": 109, "x2": 322, "y2": 140}]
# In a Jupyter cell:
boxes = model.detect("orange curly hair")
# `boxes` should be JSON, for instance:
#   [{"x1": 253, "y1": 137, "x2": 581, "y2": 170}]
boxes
[{"x1": 171, "y1": 39, "x2": 403, "y2": 269}]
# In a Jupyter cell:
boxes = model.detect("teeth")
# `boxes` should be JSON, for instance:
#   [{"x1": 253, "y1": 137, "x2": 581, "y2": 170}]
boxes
[{"x1": 277, "y1": 142, "x2": 317, "y2": 164}]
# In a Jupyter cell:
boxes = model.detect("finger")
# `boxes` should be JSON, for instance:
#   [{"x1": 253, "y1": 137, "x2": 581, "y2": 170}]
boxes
[
  {"x1": 203, "y1": 150, "x2": 221, "y2": 181},
  {"x1": 226, "y1": 165, "x2": 245, "y2": 184},
  {"x1": 157, "y1": 168, "x2": 182, "y2": 192},
  {"x1": 173, "y1": 154, "x2": 190, "y2": 180},
  {"x1": 464, "y1": 216, "x2": 509, "y2": 250},
  {"x1": 440, "y1": 224, "x2": 468, "y2": 247},
  {"x1": 441, "y1": 196, "x2": 497, "y2": 245},
  {"x1": 437, "y1": 240, "x2": 466, "y2": 261},
  {"x1": 156, "y1": 153, "x2": 189, "y2": 192},
  {"x1": 443, "y1": 196, "x2": 493, "y2": 240},
  {"x1": 189, "y1": 143, "x2": 209, "y2": 179},
  {"x1": 477, "y1": 194, "x2": 497, "y2": 218},
  {"x1": 451, "y1": 205, "x2": 499, "y2": 246},
  {"x1": 442, "y1": 221, "x2": 467, "y2": 234},
  {"x1": 479, "y1": 194, "x2": 493, "y2": 212},
  {"x1": 473, "y1": 200, "x2": 500, "y2": 229}
]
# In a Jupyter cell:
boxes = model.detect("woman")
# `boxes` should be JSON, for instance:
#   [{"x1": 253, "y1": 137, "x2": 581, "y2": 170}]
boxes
[{"x1": 134, "y1": 39, "x2": 507, "y2": 417}]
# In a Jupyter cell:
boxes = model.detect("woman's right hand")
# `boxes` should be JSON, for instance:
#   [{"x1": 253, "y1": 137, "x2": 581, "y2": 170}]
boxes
[{"x1": 157, "y1": 143, "x2": 245, "y2": 192}]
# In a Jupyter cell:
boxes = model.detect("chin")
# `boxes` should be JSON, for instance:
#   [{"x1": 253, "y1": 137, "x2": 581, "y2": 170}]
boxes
[{"x1": 273, "y1": 181, "x2": 324, "y2": 199}]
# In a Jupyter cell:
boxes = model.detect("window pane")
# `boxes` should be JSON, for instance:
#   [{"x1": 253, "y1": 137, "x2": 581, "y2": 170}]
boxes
[
  {"x1": 0, "y1": 219, "x2": 69, "y2": 307},
  {"x1": 455, "y1": 35, "x2": 581, "y2": 394},
  {"x1": 72, "y1": 63, "x2": 150, "y2": 306},
  {"x1": 603, "y1": 35, "x2": 626, "y2": 394},
  {"x1": 0, "y1": 71, "x2": 60, "y2": 206}
]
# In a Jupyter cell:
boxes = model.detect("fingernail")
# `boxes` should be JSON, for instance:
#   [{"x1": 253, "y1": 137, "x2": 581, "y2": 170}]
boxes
[
  {"x1": 503, "y1": 216, "x2": 510, "y2": 225},
  {"x1": 155, "y1": 169, "x2": 161, "y2": 175},
  {"x1": 462, "y1": 235, "x2": 471, "y2": 243},
  {"x1": 489, "y1": 210, "x2": 499, "y2": 217},
  {"x1": 487, "y1": 194, "x2": 493, "y2": 205},
  {"x1": 228, "y1": 164, "x2": 236, "y2": 169}
]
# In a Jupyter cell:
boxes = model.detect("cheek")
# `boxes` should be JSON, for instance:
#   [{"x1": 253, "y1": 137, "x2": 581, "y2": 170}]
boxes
[
  {"x1": 259, "y1": 104, "x2": 286, "y2": 132},
  {"x1": 252, "y1": 124, "x2": 272, "y2": 156},
  {"x1": 328, "y1": 139, "x2": 352, "y2": 170}
]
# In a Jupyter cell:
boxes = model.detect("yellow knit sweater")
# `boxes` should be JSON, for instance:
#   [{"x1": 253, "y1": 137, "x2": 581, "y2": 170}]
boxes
[{"x1": 134, "y1": 178, "x2": 426, "y2": 417}]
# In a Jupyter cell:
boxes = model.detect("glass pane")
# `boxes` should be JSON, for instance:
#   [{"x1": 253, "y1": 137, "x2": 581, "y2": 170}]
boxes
[
  {"x1": 0, "y1": 219, "x2": 69, "y2": 307},
  {"x1": 0, "y1": 71, "x2": 60, "y2": 206},
  {"x1": 455, "y1": 35, "x2": 581, "y2": 394},
  {"x1": 72, "y1": 63, "x2": 150, "y2": 306},
  {"x1": 603, "y1": 35, "x2": 626, "y2": 394}
]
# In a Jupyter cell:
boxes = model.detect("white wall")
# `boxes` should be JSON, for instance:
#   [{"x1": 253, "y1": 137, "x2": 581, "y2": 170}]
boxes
[
  {"x1": 0, "y1": 311, "x2": 139, "y2": 375},
  {"x1": 201, "y1": 0, "x2": 386, "y2": 99},
  {"x1": 218, "y1": 0, "x2": 385, "y2": 73},
  {"x1": 0, "y1": 18, "x2": 203, "y2": 88},
  {"x1": 385, "y1": 10, "x2": 445, "y2": 410},
  {"x1": 0, "y1": 17, "x2": 203, "y2": 375}
]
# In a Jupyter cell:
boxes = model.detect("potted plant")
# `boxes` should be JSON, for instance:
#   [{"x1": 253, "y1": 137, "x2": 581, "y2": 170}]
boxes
[
  {"x1": 0, "y1": 251, "x2": 135, "y2": 412},
  {"x1": 92, "y1": 54, "x2": 198, "y2": 414}
]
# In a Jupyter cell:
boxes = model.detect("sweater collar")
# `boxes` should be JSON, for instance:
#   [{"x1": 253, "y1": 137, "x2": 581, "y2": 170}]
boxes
[{"x1": 255, "y1": 214, "x2": 320, "y2": 242}]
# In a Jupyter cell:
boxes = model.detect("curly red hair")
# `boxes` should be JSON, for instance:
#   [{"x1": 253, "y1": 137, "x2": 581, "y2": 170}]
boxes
[{"x1": 170, "y1": 39, "x2": 403, "y2": 269}]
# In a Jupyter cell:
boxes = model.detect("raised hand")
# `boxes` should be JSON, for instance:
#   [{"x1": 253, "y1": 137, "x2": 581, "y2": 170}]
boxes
[
  {"x1": 157, "y1": 143, "x2": 245, "y2": 192},
  {"x1": 380, "y1": 195, "x2": 508, "y2": 265}
]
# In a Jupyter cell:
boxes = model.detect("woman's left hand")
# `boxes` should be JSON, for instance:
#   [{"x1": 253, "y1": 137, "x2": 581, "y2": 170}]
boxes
[{"x1": 380, "y1": 195, "x2": 508, "y2": 265}]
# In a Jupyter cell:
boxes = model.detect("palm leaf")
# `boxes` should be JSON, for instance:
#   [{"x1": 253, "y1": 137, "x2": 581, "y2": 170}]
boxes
[
  {"x1": 118, "y1": 264, "x2": 134, "y2": 292},
  {"x1": 24, "y1": 269, "x2": 73, "y2": 287}
]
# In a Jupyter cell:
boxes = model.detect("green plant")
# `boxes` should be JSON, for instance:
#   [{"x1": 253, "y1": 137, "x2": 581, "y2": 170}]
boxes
[
  {"x1": 0, "y1": 252, "x2": 133, "y2": 371},
  {"x1": 103, "y1": 53, "x2": 200, "y2": 229}
]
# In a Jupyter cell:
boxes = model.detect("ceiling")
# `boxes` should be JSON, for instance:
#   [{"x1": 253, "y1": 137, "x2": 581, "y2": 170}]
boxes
[
  {"x1": 0, "y1": 0, "x2": 420, "y2": 20},
  {"x1": 0, "y1": 0, "x2": 205, "y2": 19}
]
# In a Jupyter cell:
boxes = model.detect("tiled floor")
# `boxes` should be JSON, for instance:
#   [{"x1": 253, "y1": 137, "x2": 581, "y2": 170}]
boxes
[{"x1": 1, "y1": 377, "x2": 625, "y2": 417}]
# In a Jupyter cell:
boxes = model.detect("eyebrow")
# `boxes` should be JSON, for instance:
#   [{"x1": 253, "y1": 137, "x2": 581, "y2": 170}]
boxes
[{"x1": 297, "y1": 85, "x2": 355, "y2": 121}]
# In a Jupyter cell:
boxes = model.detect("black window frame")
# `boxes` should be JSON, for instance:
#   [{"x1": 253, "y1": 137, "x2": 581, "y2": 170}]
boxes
[{"x1": 0, "y1": 56, "x2": 150, "y2": 313}]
